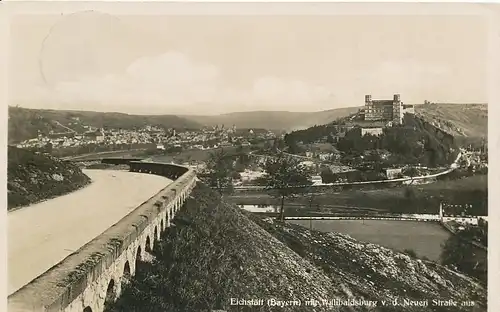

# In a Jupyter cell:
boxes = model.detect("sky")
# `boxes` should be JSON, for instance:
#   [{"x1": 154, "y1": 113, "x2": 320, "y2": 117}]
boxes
[{"x1": 8, "y1": 10, "x2": 489, "y2": 115}]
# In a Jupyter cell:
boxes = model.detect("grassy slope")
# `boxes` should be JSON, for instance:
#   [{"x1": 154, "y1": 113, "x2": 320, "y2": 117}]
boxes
[
  {"x1": 414, "y1": 104, "x2": 487, "y2": 139},
  {"x1": 107, "y1": 184, "x2": 486, "y2": 312},
  {"x1": 7, "y1": 147, "x2": 91, "y2": 210},
  {"x1": 228, "y1": 174, "x2": 488, "y2": 215},
  {"x1": 8, "y1": 106, "x2": 202, "y2": 143}
]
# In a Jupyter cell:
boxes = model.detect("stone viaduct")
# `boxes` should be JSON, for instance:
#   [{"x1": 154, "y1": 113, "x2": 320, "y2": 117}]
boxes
[{"x1": 8, "y1": 159, "x2": 197, "y2": 312}]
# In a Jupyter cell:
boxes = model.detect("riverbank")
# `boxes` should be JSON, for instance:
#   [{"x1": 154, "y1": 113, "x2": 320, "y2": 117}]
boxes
[{"x1": 7, "y1": 147, "x2": 91, "y2": 210}]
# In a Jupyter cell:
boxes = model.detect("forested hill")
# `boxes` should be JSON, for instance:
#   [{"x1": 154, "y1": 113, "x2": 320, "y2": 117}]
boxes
[
  {"x1": 284, "y1": 114, "x2": 458, "y2": 167},
  {"x1": 7, "y1": 146, "x2": 91, "y2": 210},
  {"x1": 8, "y1": 106, "x2": 202, "y2": 143}
]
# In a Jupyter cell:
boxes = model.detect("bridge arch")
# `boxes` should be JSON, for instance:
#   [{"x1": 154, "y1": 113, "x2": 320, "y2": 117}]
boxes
[
  {"x1": 7, "y1": 161, "x2": 196, "y2": 312},
  {"x1": 104, "y1": 279, "x2": 117, "y2": 306},
  {"x1": 154, "y1": 226, "x2": 159, "y2": 242},
  {"x1": 135, "y1": 246, "x2": 142, "y2": 273},
  {"x1": 123, "y1": 261, "x2": 131, "y2": 279},
  {"x1": 145, "y1": 236, "x2": 152, "y2": 252}
]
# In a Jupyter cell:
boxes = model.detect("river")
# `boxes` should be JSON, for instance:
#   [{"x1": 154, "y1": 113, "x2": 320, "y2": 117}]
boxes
[{"x1": 288, "y1": 219, "x2": 451, "y2": 261}]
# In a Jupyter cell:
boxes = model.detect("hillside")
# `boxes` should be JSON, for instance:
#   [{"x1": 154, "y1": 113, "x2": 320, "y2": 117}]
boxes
[
  {"x1": 414, "y1": 103, "x2": 487, "y2": 139},
  {"x1": 8, "y1": 106, "x2": 202, "y2": 143},
  {"x1": 7, "y1": 146, "x2": 91, "y2": 210},
  {"x1": 285, "y1": 113, "x2": 458, "y2": 167},
  {"x1": 9, "y1": 104, "x2": 487, "y2": 142},
  {"x1": 182, "y1": 107, "x2": 360, "y2": 131},
  {"x1": 107, "y1": 184, "x2": 486, "y2": 312},
  {"x1": 184, "y1": 103, "x2": 487, "y2": 135}
]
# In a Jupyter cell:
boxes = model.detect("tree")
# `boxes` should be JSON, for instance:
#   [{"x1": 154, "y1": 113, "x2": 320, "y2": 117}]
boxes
[
  {"x1": 320, "y1": 166, "x2": 336, "y2": 184},
  {"x1": 440, "y1": 232, "x2": 487, "y2": 284},
  {"x1": 304, "y1": 191, "x2": 319, "y2": 211},
  {"x1": 261, "y1": 153, "x2": 312, "y2": 222},
  {"x1": 236, "y1": 142, "x2": 243, "y2": 153},
  {"x1": 200, "y1": 148, "x2": 235, "y2": 195},
  {"x1": 326, "y1": 134, "x2": 335, "y2": 144},
  {"x1": 273, "y1": 138, "x2": 286, "y2": 152},
  {"x1": 402, "y1": 166, "x2": 419, "y2": 178}
]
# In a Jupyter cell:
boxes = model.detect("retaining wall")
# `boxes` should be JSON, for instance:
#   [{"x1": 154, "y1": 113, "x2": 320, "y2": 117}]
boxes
[{"x1": 8, "y1": 159, "x2": 197, "y2": 312}]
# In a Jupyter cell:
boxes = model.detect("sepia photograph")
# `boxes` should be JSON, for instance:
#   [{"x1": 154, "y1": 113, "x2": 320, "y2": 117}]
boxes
[{"x1": 4, "y1": 2, "x2": 492, "y2": 312}]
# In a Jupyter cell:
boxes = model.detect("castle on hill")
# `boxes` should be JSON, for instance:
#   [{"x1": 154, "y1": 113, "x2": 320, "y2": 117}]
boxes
[{"x1": 360, "y1": 94, "x2": 415, "y2": 125}]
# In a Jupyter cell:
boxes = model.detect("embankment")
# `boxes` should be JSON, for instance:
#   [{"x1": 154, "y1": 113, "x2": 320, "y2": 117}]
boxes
[
  {"x1": 107, "y1": 183, "x2": 486, "y2": 312},
  {"x1": 7, "y1": 146, "x2": 91, "y2": 210}
]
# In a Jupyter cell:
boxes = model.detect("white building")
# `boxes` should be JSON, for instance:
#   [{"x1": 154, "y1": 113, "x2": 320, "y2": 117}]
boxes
[{"x1": 361, "y1": 127, "x2": 384, "y2": 137}]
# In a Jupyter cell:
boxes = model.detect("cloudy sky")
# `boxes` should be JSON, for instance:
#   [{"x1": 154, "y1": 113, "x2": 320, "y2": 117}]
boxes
[{"x1": 8, "y1": 9, "x2": 489, "y2": 115}]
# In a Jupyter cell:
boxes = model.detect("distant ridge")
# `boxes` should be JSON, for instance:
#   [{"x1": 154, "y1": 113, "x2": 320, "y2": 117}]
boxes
[
  {"x1": 182, "y1": 103, "x2": 487, "y2": 136},
  {"x1": 8, "y1": 106, "x2": 202, "y2": 143},
  {"x1": 181, "y1": 106, "x2": 361, "y2": 131},
  {"x1": 8, "y1": 103, "x2": 487, "y2": 143}
]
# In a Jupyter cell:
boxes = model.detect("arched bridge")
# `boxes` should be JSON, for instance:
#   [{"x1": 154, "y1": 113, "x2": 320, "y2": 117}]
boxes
[{"x1": 8, "y1": 159, "x2": 197, "y2": 312}]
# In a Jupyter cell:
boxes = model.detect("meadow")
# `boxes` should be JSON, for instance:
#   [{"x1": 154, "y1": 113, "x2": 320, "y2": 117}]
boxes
[{"x1": 228, "y1": 174, "x2": 488, "y2": 215}]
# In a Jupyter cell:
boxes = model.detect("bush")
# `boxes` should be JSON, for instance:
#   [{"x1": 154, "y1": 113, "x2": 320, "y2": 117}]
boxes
[
  {"x1": 440, "y1": 233, "x2": 487, "y2": 285},
  {"x1": 403, "y1": 249, "x2": 418, "y2": 258}
]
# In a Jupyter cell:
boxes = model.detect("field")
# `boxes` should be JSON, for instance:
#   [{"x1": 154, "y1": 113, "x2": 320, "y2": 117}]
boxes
[
  {"x1": 289, "y1": 220, "x2": 450, "y2": 261},
  {"x1": 228, "y1": 174, "x2": 488, "y2": 215}
]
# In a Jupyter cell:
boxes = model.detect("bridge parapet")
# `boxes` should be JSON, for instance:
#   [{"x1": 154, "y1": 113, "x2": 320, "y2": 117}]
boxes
[{"x1": 8, "y1": 161, "x2": 197, "y2": 312}]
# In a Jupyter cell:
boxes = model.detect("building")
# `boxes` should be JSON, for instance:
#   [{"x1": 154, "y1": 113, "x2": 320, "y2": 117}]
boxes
[
  {"x1": 361, "y1": 128, "x2": 383, "y2": 137},
  {"x1": 402, "y1": 104, "x2": 415, "y2": 114},
  {"x1": 386, "y1": 168, "x2": 403, "y2": 180},
  {"x1": 439, "y1": 203, "x2": 488, "y2": 225},
  {"x1": 83, "y1": 130, "x2": 105, "y2": 142},
  {"x1": 364, "y1": 94, "x2": 414, "y2": 125}
]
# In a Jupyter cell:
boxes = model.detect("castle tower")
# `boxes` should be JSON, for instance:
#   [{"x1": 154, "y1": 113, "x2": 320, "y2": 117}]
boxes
[
  {"x1": 392, "y1": 94, "x2": 403, "y2": 125},
  {"x1": 364, "y1": 95, "x2": 373, "y2": 120}
]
